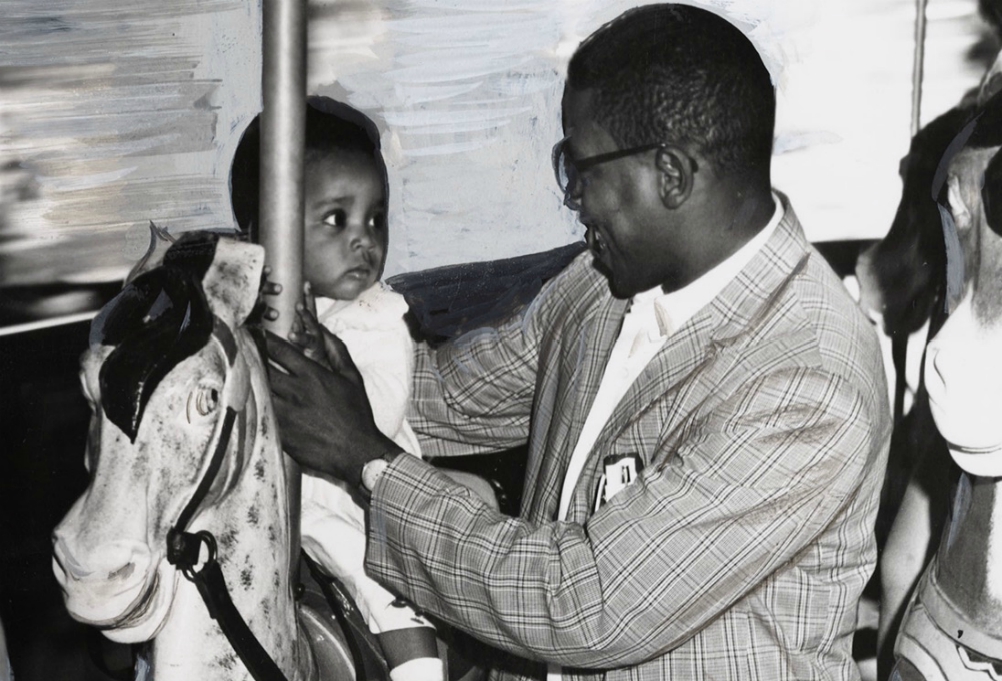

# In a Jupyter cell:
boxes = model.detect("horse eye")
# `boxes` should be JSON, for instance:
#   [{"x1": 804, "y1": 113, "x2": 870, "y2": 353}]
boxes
[
  {"x1": 187, "y1": 386, "x2": 220, "y2": 422},
  {"x1": 196, "y1": 387, "x2": 219, "y2": 416}
]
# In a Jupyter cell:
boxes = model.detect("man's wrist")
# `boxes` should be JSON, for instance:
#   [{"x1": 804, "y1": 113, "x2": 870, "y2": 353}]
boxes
[{"x1": 358, "y1": 437, "x2": 404, "y2": 492}]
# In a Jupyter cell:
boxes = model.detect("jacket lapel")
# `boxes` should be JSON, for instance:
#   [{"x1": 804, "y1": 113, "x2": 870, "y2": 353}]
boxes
[
  {"x1": 527, "y1": 291, "x2": 629, "y2": 522},
  {"x1": 561, "y1": 197, "x2": 813, "y2": 522}
]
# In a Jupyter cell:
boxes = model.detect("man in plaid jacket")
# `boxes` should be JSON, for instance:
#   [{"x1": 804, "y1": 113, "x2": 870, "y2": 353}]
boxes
[{"x1": 268, "y1": 4, "x2": 891, "y2": 680}]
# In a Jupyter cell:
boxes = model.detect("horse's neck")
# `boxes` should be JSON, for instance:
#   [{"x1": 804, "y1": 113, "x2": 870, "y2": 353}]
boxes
[
  {"x1": 150, "y1": 354, "x2": 312, "y2": 681},
  {"x1": 936, "y1": 474, "x2": 1002, "y2": 633}
]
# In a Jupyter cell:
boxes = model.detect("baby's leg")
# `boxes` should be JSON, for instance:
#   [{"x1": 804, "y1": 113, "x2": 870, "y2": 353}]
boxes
[
  {"x1": 361, "y1": 589, "x2": 443, "y2": 681},
  {"x1": 302, "y1": 475, "x2": 443, "y2": 681}
]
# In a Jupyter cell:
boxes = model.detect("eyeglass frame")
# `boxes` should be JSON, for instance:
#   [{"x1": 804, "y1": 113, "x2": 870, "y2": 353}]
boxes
[{"x1": 551, "y1": 136, "x2": 664, "y2": 209}]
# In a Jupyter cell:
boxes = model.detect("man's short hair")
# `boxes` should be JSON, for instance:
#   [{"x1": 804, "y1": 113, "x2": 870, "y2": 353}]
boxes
[
  {"x1": 567, "y1": 4, "x2": 775, "y2": 178},
  {"x1": 229, "y1": 96, "x2": 385, "y2": 239}
]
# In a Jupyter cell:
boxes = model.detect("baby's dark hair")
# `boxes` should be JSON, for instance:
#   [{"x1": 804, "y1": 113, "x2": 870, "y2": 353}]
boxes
[{"x1": 229, "y1": 96, "x2": 386, "y2": 239}]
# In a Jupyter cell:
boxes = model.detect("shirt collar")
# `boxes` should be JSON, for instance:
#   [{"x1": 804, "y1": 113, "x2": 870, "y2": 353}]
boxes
[{"x1": 643, "y1": 192, "x2": 784, "y2": 338}]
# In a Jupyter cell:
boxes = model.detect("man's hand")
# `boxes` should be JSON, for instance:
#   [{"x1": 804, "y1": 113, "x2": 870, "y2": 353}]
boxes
[{"x1": 266, "y1": 327, "x2": 402, "y2": 487}]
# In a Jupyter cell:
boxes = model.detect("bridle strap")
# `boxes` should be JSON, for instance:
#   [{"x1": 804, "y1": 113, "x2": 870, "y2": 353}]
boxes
[
  {"x1": 164, "y1": 329, "x2": 295, "y2": 681},
  {"x1": 180, "y1": 532, "x2": 293, "y2": 681},
  {"x1": 170, "y1": 406, "x2": 237, "y2": 544}
]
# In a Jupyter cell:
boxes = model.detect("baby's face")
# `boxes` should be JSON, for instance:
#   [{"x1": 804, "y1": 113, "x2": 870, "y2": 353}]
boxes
[{"x1": 303, "y1": 152, "x2": 388, "y2": 301}]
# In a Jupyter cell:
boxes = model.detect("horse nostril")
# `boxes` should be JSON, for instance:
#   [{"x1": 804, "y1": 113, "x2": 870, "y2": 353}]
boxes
[
  {"x1": 108, "y1": 563, "x2": 135, "y2": 581},
  {"x1": 52, "y1": 539, "x2": 94, "y2": 581}
]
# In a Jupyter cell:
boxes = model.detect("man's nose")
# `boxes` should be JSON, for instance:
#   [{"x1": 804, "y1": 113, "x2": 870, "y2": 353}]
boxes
[{"x1": 565, "y1": 180, "x2": 584, "y2": 212}]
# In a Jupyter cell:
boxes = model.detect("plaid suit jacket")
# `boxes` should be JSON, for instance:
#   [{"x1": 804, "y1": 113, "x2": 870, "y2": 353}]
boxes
[{"x1": 367, "y1": 197, "x2": 891, "y2": 681}]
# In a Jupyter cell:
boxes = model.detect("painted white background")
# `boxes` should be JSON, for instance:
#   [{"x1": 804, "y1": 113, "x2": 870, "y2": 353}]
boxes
[{"x1": 0, "y1": 0, "x2": 993, "y2": 295}]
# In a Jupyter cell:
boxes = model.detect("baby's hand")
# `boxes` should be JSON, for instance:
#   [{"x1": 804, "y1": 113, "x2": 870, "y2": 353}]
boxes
[{"x1": 289, "y1": 283, "x2": 330, "y2": 368}]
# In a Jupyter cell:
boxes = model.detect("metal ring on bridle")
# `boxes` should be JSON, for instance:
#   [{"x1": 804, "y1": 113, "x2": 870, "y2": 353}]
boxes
[{"x1": 181, "y1": 530, "x2": 219, "y2": 582}]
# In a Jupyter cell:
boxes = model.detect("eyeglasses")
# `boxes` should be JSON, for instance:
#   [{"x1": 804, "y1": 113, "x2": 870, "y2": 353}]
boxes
[{"x1": 551, "y1": 136, "x2": 663, "y2": 210}]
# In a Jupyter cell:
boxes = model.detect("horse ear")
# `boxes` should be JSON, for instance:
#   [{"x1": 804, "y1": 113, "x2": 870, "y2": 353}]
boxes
[
  {"x1": 982, "y1": 147, "x2": 1002, "y2": 236},
  {"x1": 200, "y1": 237, "x2": 266, "y2": 328},
  {"x1": 125, "y1": 221, "x2": 176, "y2": 285}
]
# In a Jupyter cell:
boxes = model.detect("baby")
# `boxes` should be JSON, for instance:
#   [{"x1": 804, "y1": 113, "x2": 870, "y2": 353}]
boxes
[{"x1": 230, "y1": 96, "x2": 441, "y2": 681}]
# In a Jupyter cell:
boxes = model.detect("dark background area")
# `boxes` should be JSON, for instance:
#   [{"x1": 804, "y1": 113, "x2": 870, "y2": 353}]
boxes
[{"x1": 0, "y1": 240, "x2": 870, "y2": 680}]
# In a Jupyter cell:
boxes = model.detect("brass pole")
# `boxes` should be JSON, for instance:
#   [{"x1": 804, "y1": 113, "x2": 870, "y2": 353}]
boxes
[{"x1": 260, "y1": 0, "x2": 306, "y2": 585}]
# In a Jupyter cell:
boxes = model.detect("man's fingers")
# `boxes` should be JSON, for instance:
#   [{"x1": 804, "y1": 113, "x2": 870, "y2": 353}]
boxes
[
  {"x1": 323, "y1": 331, "x2": 350, "y2": 372},
  {"x1": 323, "y1": 332, "x2": 362, "y2": 384},
  {"x1": 289, "y1": 311, "x2": 305, "y2": 345},
  {"x1": 264, "y1": 330, "x2": 308, "y2": 375},
  {"x1": 297, "y1": 304, "x2": 324, "y2": 338},
  {"x1": 266, "y1": 360, "x2": 298, "y2": 397}
]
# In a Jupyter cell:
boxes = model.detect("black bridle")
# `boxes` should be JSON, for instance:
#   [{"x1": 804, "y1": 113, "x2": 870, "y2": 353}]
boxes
[{"x1": 164, "y1": 319, "x2": 294, "y2": 681}]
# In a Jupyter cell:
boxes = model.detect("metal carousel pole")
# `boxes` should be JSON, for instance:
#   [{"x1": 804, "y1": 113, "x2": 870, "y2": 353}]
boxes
[
  {"x1": 260, "y1": 0, "x2": 306, "y2": 580},
  {"x1": 911, "y1": 0, "x2": 929, "y2": 136}
]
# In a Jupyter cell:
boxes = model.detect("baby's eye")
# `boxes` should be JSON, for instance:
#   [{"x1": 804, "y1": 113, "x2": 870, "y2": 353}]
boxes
[
  {"x1": 322, "y1": 210, "x2": 347, "y2": 229},
  {"x1": 369, "y1": 213, "x2": 387, "y2": 231}
]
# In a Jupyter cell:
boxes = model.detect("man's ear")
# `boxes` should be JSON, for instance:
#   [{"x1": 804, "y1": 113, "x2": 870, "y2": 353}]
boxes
[{"x1": 655, "y1": 146, "x2": 696, "y2": 209}]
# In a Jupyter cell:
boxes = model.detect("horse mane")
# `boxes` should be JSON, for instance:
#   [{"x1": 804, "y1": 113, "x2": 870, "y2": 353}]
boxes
[{"x1": 90, "y1": 232, "x2": 223, "y2": 442}]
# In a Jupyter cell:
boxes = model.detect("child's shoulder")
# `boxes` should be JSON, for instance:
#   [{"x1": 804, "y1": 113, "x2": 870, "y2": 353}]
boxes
[
  {"x1": 357, "y1": 281, "x2": 409, "y2": 317},
  {"x1": 320, "y1": 282, "x2": 409, "y2": 334}
]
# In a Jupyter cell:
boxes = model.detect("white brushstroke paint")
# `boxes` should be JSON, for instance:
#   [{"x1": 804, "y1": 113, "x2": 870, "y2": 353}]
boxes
[
  {"x1": 0, "y1": 0, "x2": 260, "y2": 289},
  {"x1": 0, "y1": 0, "x2": 993, "y2": 303}
]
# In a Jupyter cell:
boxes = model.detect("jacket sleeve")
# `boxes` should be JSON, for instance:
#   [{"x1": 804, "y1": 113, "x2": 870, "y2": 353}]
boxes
[
  {"x1": 405, "y1": 263, "x2": 572, "y2": 458},
  {"x1": 366, "y1": 366, "x2": 877, "y2": 668}
]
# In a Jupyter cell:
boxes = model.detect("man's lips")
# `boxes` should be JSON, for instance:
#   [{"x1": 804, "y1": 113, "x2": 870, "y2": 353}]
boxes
[{"x1": 585, "y1": 225, "x2": 606, "y2": 257}]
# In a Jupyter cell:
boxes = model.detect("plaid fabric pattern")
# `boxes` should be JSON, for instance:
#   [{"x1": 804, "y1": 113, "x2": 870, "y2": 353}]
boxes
[{"x1": 367, "y1": 197, "x2": 891, "y2": 681}]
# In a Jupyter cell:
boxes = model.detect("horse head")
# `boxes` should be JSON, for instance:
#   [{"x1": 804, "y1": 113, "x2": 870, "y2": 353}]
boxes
[
  {"x1": 855, "y1": 107, "x2": 973, "y2": 337},
  {"x1": 52, "y1": 232, "x2": 273, "y2": 644},
  {"x1": 924, "y1": 90, "x2": 1002, "y2": 477},
  {"x1": 855, "y1": 49, "x2": 1002, "y2": 339}
]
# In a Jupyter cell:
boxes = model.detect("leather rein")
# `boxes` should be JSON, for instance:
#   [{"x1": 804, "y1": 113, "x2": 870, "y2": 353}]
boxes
[{"x1": 164, "y1": 319, "x2": 294, "y2": 681}]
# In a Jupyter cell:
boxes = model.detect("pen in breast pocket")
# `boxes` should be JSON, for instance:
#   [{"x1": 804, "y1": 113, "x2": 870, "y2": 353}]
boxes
[{"x1": 594, "y1": 453, "x2": 642, "y2": 511}]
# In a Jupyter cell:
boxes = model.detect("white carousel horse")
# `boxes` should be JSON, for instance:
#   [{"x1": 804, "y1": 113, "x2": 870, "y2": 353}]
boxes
[
  {"x1": 51, "y1": 233, "x2": 353, "y2": 681},
  {"x1": 889, "y1": 85, "x2": 1002, "y2": 679}
]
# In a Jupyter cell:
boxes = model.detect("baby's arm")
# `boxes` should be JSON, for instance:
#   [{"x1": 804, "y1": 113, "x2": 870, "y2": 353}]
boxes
[
  {"x1": 336, "y1": 323, "x2": 414, "y2": 445},
  {"x1": 290, "y1": 290, "x2": 416, "y2": 451}
]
